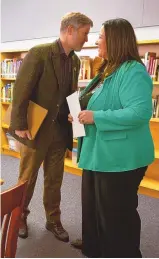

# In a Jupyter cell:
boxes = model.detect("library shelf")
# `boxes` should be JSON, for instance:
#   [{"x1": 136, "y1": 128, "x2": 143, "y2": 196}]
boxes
[
  {"x1": 153, "y1": 81, "x2": 159, "y2": 85},
  {"x1": 1, "y1": 102, "x2": 11, "y2": 105},
  {"x1": 1, "y1": 39, "x2": 159, "y2": 199},
  {"x1": 1, "y1": 78, "x2": 16, "y2": 81}
]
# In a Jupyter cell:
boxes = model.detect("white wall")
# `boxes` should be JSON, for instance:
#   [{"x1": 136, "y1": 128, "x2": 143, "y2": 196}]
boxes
[
  {"x1": 1, "y1": 0, "x2": 159, "y2": 43},
  {"x1": 142, "y1": 0, "x2": 159, "y2": 26},
  {"x1": 1, "y1": 26, "x2": 159, "y2": 53}
]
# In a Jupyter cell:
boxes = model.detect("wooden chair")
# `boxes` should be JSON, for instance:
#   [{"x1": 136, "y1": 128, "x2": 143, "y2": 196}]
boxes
[{"x1": 1, "y1": 181, "x2": 28, "y2": 258}]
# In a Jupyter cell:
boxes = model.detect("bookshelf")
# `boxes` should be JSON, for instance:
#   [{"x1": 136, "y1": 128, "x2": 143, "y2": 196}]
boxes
[
  {"x1": 1, "y1": 40, "x2": 159, "y2": 198},
  {"x1": 1, "y1": 78, "x2": 16, "y2": 81}
]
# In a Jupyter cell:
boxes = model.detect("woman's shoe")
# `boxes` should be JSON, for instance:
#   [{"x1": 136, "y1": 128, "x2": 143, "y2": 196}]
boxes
[{"x1": 71, "y1": 239, "x2": 82, "y2": 250}]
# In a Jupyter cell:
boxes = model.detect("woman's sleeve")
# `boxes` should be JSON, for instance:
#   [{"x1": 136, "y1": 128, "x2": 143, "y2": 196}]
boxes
[{"x1": 93, "y1": 64, "x2": 153, "y2": 131}]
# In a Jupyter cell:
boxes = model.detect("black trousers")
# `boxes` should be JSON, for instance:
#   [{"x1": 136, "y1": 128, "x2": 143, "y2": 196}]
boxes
[{"x1": 82, "y1": 167, "x2": 147, "y2": 258}]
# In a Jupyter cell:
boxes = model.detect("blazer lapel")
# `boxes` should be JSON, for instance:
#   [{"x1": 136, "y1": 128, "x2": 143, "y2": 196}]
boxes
[
  {"x1": 88, "y1": 85, "x2": 103, "y2": 109},
  {"x1": 88, "y1": 73, "x2": 114, "y2": 109},
  {"x1": 80, "y1": 74, "x2": 101, "y2": 97},
  {"x1": 71, "y1": 55, "x2": 78, "y2": 93},
  {"x1": 51, "y1": 41, "x2": 61, "y2": 88},
  {"x1": 79, "y1": 74, "x2": 102, "y2": 109}
]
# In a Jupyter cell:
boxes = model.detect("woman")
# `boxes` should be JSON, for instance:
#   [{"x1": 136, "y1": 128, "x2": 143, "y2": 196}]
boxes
[{"x1": 69, "y1": 18, "x2": 154, "y2": 258}]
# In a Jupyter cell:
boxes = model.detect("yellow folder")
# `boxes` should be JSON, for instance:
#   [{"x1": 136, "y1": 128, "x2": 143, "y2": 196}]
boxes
[{"x1": 3, "y1": 101, "x2": 48, "y2": 139}]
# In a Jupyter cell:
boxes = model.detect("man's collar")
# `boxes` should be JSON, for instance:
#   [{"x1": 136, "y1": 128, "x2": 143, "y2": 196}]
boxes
[{"x1": 57, "y1": 39, "x2": 74, "y2": 57}]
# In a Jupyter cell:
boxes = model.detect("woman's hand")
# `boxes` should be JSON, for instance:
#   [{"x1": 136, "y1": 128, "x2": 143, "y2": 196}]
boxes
[
  {"x1": 78, "y1": 110, "x2": 94, "y2": 124},
  {"x1": 68, "y1": 114, "x2": 73, "y2": 123}
]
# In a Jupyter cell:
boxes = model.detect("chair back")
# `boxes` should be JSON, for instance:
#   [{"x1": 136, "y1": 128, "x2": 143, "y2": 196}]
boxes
[{"x1": 1, "y1": 181, "x2": 27, "y2": 258}]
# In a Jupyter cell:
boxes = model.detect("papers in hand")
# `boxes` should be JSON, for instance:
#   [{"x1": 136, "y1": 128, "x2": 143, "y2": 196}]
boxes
[{"x1": 67, "y1": 92, "x2": 86, "y2": 138}]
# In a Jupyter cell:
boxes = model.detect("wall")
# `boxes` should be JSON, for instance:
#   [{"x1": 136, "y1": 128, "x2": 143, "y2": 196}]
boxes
[
  {"x1": 1, "y1": 26, "x2": 159, "y2": 53},
  {"x1": 1, "y1": 0, "x2": 159, "y2": 43}
]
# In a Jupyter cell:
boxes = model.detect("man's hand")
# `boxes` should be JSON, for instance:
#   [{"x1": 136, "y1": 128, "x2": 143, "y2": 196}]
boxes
[
  {"x1": 78, "y1": 110, "x2": 94, "y2": 124},
  {"x1": 68, "y1": 114, "x2": 73, "y2": 123},
  {"x1": 15, "y1": 130, "x2": 32, "y2": 140}
]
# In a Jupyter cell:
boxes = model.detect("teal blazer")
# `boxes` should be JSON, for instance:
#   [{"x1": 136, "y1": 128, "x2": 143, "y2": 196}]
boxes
[{"x1": 78, "y1": 61, "x2": 155, "y2": 172}]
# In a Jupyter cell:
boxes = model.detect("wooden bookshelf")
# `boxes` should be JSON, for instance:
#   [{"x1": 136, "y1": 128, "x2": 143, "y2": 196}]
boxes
[
  {"x1": 64, "y1": 158, "x2": 82, "y2": 176},
  {"x1": 151, "y1": 118, "x2": 159, "y2": 123},
  {"x1": 2, "y1": 143, "x2": 159, "y2": 197},
  {"x1": 2, "y1": 144, "x2": 20, "y2": 158},
  {"x1": 82, "y1": 40, "x2": 159, "y2": 49},
  {"x1": 79, "y1": 80, "x2": 159, "y2": 87},
  {"x1": 153, "y1": 81, "x2": 159, "y2": 85},
  {"x1": 2, "y1": 123, "x2": 9, "y2": 129},
  {"x1": 155, "y1": 150, "x2": 159, "y2": 159},
  {"x1": 1, "y1": 78, "x2": 16, "y2": 81},
  {"x1": 1, "y1": 102, "x2": 11, "y2": 105},
  {"x1": 139, "y1": 176, "x2": 159, "y2": 198},
  {"x1": 78, "y1": 79, "x2": 91, "y2": 83},
  {"x1": 1, "y1": 40, "x2": 159, "y2": 199},
  {"x1": 138, "y1": 39, "x2": 159, "y2": 45}
]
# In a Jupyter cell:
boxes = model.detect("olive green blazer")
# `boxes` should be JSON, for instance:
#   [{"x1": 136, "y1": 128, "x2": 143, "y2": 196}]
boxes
[{"x1": 9, "y1": 40, "x2": 80, "y2": 150}]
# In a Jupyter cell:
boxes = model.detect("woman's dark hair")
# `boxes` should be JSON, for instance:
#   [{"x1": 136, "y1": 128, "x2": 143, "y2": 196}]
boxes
[{"x1": 99, "y1": 18, "x2": 144, "y2": 77}]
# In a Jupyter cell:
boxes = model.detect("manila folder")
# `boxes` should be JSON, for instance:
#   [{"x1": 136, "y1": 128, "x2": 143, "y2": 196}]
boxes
[{"x1": 2, "y1": 101, "x2": 48, "y2": 139}]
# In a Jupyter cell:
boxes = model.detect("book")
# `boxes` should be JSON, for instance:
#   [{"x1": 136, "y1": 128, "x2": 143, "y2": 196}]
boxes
[
  {"x1": 2, "y1": 101, "x2": 48, "y2": 139},
  {"x1": 1, "y1": 82, "x2": 15, "y2": 102},
  {"x1": 152, "y1": 95, "x2": 159, "y2": 118},
  {"x1": 1, "y1": 58, "x2": 23, "y2": 78}
]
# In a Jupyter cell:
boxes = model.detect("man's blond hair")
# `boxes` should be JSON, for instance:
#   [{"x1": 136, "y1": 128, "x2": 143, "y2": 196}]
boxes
[{"x1": 60, "y1": 12, "x2": 93, "y2": 32}]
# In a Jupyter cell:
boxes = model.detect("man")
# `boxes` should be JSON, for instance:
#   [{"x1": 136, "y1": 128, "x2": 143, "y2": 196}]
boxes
[{"x1": 10, "y1": 12, "x2": 93, "y2": 242}]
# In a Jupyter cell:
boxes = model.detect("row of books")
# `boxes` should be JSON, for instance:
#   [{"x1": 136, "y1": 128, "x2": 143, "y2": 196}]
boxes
[
  {"x1": 142, "y1": 52, "x2": 159, "y2": 80},
  {"x1": 1, "y1": 83, "x2": 14, "y2": 102},
  {"x1": 78, "y1": 53, "x2": 159, "y2": 81},
  {"x1": 1, "y1": 58, "x2": 23, "y2": 78},
  {"x1": 1, "y1": 54, "x2": 159, "y2": 80},
  {"x1": 1, "y1": 81, "x2": 158, "y2": 119},
  {"x1": 152, "y1": 95, "x2": 159, "y2": 118}
]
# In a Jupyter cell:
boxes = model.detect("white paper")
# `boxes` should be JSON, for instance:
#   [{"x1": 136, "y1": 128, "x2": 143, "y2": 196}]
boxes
[{"x1": 66, "y1": 91, "x2": 86, "y2": 138}]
